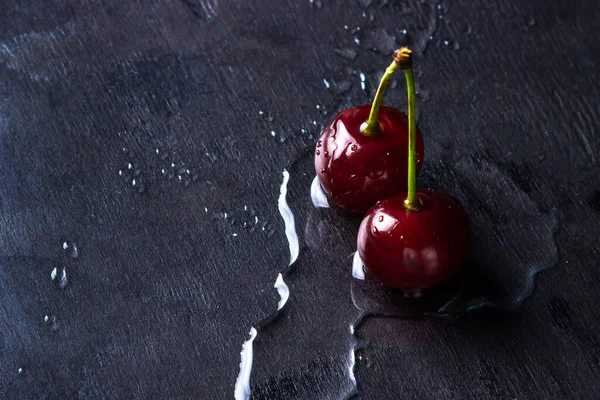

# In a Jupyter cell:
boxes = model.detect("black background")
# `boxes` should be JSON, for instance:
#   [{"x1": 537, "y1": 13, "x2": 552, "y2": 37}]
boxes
[{"x1": 1, "y1": 0, "x2": 599, "y2": 399}]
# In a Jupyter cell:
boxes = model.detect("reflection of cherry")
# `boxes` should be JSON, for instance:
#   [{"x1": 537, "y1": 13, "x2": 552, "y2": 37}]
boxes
[
  {"x1": 356, "y1": 48, "x2": 470, "y2": 290},
  {"x1": 314, "y1": 50, "x2": 424, "y2": 213}
]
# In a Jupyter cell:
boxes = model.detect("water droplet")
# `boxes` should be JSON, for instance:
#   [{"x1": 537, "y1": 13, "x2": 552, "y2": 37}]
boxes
[
  {"x1": 390, "y1": 80, "x2": 398, "y2": 89},
  {"x1": 351, "y1": 144, "x2": 358, "y2": 151},
  {"x1": 270, "y1": 130, "x2": 276, "y2": 137},
  {"x1": 50, "y1": 267, "x2": 58, "y2": 281},
  {"x1": 233, "y1": 233, "x2": 238, "y2": 237},
  {"x1": 324, "y1": 151, "x2": 329, "y2": 157},
  {"x1": 128, "y1": 163, "x2": 133, "y2": 170},
  {"x1": 118, "y1": 170, "x2": 123, "y2": 176},
  {"x1": 323, "y1": 78, "x2": 331, "y2": 89},
  {"x1": 59, "y1": 268, "x2": 68, "y2": 289},
  {"x1": 453, "y1": 41, "x2": 461, "y2": 51},
  {"x1": 155, "y1": 148, "x2": 159, "y2": 154},
  {"x1": 334, "y1": 47, "x2": 358, "y2": 61},
  {"x1": 316, "y1": 150, "x2": 321, "y2": 156},
  {"x1": 525, "y1": 16, "x2": 536, "y2": 27},
  {"x1": 378, "y1": 215, "x2": 384, "y2": 222},
  {"x1": 63, "y1": 241, "x2": 78, "y2": 259},
  {"x1": 43, "y1": 314, "x2": 58, "y2": 331},
  {"x1": 132, "y1": 179, "x2": 136, "y2": 186},
  {"x1": 309, "y1": 0, "x2": 322, "y2": 9},
  {"x1": 400, "y1": 29, "x2": 408, "y2": 35},
  {"x1": 17, "y1": 368, "x2": 23, "y2": 375}
]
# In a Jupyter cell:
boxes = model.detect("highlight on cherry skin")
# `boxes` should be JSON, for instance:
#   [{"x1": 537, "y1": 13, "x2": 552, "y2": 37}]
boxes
[
  {"x1": 356, "y1": 190, "x2": 470, "y2": 291},
  {"x1": 314, "y1": 50, "x2": 424, "y2": 213}
]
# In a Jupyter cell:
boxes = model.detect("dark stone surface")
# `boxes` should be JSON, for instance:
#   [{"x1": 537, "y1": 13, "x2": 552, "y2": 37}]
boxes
[{"x1": 1, "y1": 0, "x2": 599, "y2": 398}]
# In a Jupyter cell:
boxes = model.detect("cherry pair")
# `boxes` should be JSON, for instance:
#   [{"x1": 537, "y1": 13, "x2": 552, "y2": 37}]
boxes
[{"x1": 314, "y1": 48, "x2": 470, "y2": 291}]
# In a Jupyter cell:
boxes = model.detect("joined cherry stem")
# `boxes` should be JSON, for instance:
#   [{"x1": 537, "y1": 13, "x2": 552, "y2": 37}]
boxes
[
  {"x1": 402, "y1": 63, "x2": 420, "y2": 211},
  {"x1": 360, "y1": 47, "x2": 421, "y2": 211}
]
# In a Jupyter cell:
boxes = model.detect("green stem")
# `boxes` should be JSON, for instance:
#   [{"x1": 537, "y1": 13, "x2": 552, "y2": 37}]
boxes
[
  {"x1": 359, "y1": 61, "x2": 399, "y2": 137},
  {"x1": 397, "y1": 49, "x2": 421, "y2": 211}
]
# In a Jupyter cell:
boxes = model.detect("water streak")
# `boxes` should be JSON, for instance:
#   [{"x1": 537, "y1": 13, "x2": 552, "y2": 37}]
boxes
[
  {"x1": 274, "y1": 273, "x2": 290, "y2": 311},
  {"x1": 234, "y1": 327, "x2": 258, "y2": 400},
  {"x1": 279, "y1": 170, "x2": 299, "y2": 265},
  {"x1": 310, "y1": 176, "x2": 329, "y2": 208},
  {"x1": 234, "y1": 170, "x2": 299, "y2": 399},
  {"x1": 352, "y1": 252, "x2": 365, "y2": 280}
]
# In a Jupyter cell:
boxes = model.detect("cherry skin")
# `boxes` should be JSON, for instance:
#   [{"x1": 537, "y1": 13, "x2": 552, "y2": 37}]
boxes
[
  {"x1": 314, "y1": 104, "x2": 424, "y2": 213},
  {"x1": 357, "y1": 190, "x2": 470, "y2": 290}
]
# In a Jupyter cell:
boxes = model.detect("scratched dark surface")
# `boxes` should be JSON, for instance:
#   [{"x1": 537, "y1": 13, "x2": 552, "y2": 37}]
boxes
[{"x1": 1, "y1": 0, "x2": 599, "y2": 399}]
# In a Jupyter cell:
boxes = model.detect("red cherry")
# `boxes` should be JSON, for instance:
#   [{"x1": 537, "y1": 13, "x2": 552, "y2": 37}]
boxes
[
  {"x1": 357, "y1": 190, "x2": 470, "y2": 290},
  {"x1": 314, "y1": 105, "x2": 424, "y2": 213}
]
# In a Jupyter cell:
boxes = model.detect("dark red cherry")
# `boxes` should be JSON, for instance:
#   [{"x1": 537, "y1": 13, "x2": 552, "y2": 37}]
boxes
[
  {"x1": 314, "y1": 104, "x2": 424, "y2": 213},
  {"x1": 357, "y1": 190, "x2": 470, "y2": 290}
]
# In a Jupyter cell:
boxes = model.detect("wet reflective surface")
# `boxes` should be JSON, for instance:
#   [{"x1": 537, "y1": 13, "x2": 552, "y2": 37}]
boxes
[{"x1": 2, "y1": 0, "x2": 600, "y2": 399}]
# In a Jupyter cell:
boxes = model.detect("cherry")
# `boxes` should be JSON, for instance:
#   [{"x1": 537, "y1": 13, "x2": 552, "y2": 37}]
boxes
[
  {"x1": 314, "y1": 50, "x2": 424, "y2": 213},
  {"x1": 357, "y1": 190, "x2": 470, "y2": 290},
  {"x1": 356, "y1": 47, "x2": 471, "y2": 291}
]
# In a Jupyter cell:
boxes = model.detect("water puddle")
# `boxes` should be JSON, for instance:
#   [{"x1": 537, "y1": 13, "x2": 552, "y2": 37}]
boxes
[{"x1": 247, "y1": 148, "x2": 560, "y2": 398}]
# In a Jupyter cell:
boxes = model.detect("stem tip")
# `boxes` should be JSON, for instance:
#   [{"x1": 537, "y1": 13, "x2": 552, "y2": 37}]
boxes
[{"x1": 393, "y1": 47, "x2": 413, "y2": 70}]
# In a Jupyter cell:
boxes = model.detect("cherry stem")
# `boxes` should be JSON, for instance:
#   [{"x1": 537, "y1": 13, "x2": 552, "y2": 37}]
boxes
[
  {"x1": 395, "y1": 48, "x2": 421, "y2": 211},
  {"x1": 360, "y1": 60, "x2": 399, "y2": 137}
]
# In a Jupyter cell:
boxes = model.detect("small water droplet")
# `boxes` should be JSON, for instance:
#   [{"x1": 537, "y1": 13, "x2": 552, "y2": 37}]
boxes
[
  {"x1": 324, "y1": 151, "x2": 329, "y2": 157},
  {"x1": 63, "y1": 241, "x2": 78, "y2": 259},
  {"x1": 351, "y1": 144, "x2": 358, "y2": 151},
  {"x1": 525, "y1": 16, "x2": 536, "y2": 27},
  {"x1": 50, "y1": 267, "x2": 58, "y2": 281},
  {"x1": 118, "y1": 170, "x2": 123, "y2": 176},
  {"x1": 316, "y1": 150, "x2": 321, "y2": 156},
  {"x1": 177, "y1": 175, "x2": 182, "y2": 181},
  {"x1": 309, "y1": 0, "x2": 322, "y2": 9},
  {"x1": 132, "y1": 179, "x2": 136, "y2": 186},
  {"x1": 155, "y1": 148, "x2": 159, "y2": 154},
  {"x1": 390, "y1": 79, "x2": 398, "y2": 89},
  {"x1": 59, "y1": 268, "x2": 68, "y2": 289},
  {"x1": 323, "y1": 78, "x2": 331, "y2": 89},
  {"x1": 378, "y1": 215, "x2": 384, "y2": 222},
  {"x1": 43, "y1": 314, "x2": 58, "y2": 331},
  {"x1": 270, "y1": 130, "x2": 276, "y2": 137},
  {"x1": 128, "y1": 163, "x2": 133, "y2": 170},
  {"x1": 453, "y1": 41, "x2": 461, "y2": 51},
  {"x1": 17, "y1": 368, "x2": 23, "y2": 375}
]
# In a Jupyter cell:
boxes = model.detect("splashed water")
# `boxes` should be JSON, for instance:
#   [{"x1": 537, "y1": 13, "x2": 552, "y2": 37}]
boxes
[
  {"x1": 278, "y1": 170, "x2": 299, "y2": 265},
  {"x1": 234, "y1": 169, "x2": 299, "y2": 399},
  {"x1": 234, "y1": 327, "x2": 258, "y2": 400},
  {"x1": 310, "y1": 176, "x2": 329, "y2": 208},
  {"x1": 274, "y1": 273, "x2": 290, "y2": 311},
  {"x1": 352, "y1": 252, "x2": 365, "y2": 280}
]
